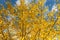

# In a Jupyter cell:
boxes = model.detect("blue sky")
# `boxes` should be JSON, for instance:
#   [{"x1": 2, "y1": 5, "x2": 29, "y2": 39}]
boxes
[
  {"x1": 0, "y1": 0, "x2": 17, "y2": 5},
  {"x1": 0, "y1": 0, "x2": 59, "y2": 10},
  {"x1": 45, "y1": 0, "x2": 56, "y2": 10}
]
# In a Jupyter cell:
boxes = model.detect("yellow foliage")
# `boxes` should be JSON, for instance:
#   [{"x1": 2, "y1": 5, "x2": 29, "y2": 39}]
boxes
[{"x1": 0, "y1": 0, "x2": 60, "y2": 40}]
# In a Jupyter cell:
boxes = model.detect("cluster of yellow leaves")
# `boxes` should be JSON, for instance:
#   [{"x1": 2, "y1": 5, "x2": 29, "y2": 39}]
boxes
[{"x1": 0, "y1": 0, "x2": 60, "y2": 40}]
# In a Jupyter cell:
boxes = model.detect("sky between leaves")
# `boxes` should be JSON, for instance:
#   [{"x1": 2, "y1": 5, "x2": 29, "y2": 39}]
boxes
[{"x1": 0, "y1": 0, "x2": 60, "y2": 11}]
